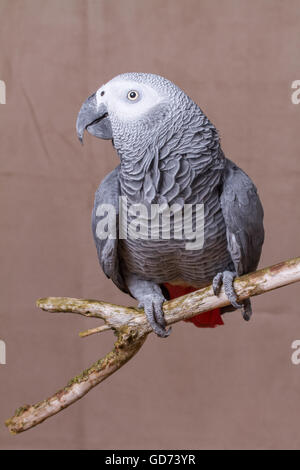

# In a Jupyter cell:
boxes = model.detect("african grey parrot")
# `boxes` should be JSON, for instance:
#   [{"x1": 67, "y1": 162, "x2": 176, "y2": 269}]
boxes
[{"x1": 76, "y1": 73, "x2": 264, "y2": 338}]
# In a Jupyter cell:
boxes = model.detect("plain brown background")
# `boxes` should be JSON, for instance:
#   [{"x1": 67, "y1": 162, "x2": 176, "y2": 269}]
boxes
[{"x1": 0, "y1": 0, "x2": 300, "y2": 450}]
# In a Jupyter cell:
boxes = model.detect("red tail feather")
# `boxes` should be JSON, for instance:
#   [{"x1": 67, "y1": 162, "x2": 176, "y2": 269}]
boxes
[{"x1": 164, "y1": 283, "x2": 224, "y2": 328}]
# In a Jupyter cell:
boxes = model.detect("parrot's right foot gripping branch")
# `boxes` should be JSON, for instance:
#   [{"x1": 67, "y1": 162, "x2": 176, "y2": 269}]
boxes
[
  {"x1": 5, "y1": 257, "x2": 300, "y2": 435},
  {"x1": 212, "y1": 270, "x2": 253, "y2": 321}
]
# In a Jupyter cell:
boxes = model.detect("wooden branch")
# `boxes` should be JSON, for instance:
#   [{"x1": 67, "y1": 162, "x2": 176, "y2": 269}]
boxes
[
  {"x1": 5, "y1": 257, "x2": 300, "y2": 434},
  {"x1": 79, "y1": 324, "x2": 111, "y2": 338}
]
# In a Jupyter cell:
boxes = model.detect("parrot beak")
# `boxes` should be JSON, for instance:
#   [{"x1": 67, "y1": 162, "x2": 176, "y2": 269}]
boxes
[{"x1": 76, "y1": 93, "x2": 112, "y2": 144}]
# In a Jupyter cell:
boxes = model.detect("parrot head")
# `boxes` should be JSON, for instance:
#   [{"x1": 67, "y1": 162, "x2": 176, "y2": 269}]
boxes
[{"x1": 76, "y1": 73, "x2": 192, "y2": 153}]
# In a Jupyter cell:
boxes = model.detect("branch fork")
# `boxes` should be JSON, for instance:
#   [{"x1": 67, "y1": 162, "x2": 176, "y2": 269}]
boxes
[{"x1": 5, "y1": 257, "x2": 300, "y2": 434}]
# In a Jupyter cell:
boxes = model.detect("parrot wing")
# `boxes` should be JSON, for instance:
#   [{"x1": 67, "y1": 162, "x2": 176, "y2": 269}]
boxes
[
  {"x1": 92, "y1": 165, "x2": 127, "y2": 292},
  {"x1": 220, "y1": 159, "x2": 265, "y2": 276}
]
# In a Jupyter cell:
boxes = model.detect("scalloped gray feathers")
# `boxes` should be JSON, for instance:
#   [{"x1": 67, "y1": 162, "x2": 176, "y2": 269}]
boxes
[{"x1": 91, "y1": 73, "x2": 264, "y2": 294}]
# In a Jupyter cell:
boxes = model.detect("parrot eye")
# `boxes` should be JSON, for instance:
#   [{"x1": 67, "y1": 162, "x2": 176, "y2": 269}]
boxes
[{"x1": 127, "y1": 90, "x2": 139, "y2": 101}]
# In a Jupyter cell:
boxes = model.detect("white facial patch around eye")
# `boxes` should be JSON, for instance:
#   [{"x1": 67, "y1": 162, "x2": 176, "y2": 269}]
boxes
[
  {"x1": 96, "y1": 86, "x2": 106, "y2": 107},
  {"x1": 97, "y1": 79, "x2": 163, "y2": 122}
]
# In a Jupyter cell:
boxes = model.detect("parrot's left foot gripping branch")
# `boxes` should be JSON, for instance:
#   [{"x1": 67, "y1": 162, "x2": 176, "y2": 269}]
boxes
[{"x1": 5, "y1": 257, "x2": 300, "y2": 435}]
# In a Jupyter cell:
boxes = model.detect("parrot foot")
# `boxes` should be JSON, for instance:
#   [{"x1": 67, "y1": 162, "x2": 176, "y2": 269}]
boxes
[
  {"x1": 138, "y1": 294, "x2": 172, "y2": 338},
  {"x1": 212, "y1": 270, "x2": 242, "y2": 310}
]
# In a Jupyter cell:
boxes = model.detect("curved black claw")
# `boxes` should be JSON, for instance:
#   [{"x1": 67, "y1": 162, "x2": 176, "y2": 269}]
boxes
[
  {"x1": 138, "y1": 295, "x2": 172, "y2": 338},
  {"x1": 212, "y1": 270, "x2": 242, "y2": 310},
  {"x1": 242, "y1": 298, "x2": 252, "y2": 321}
]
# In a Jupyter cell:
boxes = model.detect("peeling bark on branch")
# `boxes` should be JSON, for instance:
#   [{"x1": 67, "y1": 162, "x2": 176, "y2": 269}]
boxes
[{"x1": 5, "y1": 257, "x2": 300, "y2": 434}]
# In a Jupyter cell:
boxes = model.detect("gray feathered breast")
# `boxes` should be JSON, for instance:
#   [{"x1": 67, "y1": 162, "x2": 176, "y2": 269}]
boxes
[{"x1": 92, "y1": 95, "x2": 264, "y2": 291}]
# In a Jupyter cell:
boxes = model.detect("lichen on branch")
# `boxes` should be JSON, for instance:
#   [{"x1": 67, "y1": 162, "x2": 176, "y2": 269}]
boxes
[{"x1": 5, "y1": 257, "x2": 300, "y2": 434}]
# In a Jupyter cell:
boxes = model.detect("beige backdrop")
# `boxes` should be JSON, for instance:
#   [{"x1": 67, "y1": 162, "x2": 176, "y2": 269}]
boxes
[{"x1": 0, "y1": 0, "x2": 300, "y2": 450}]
